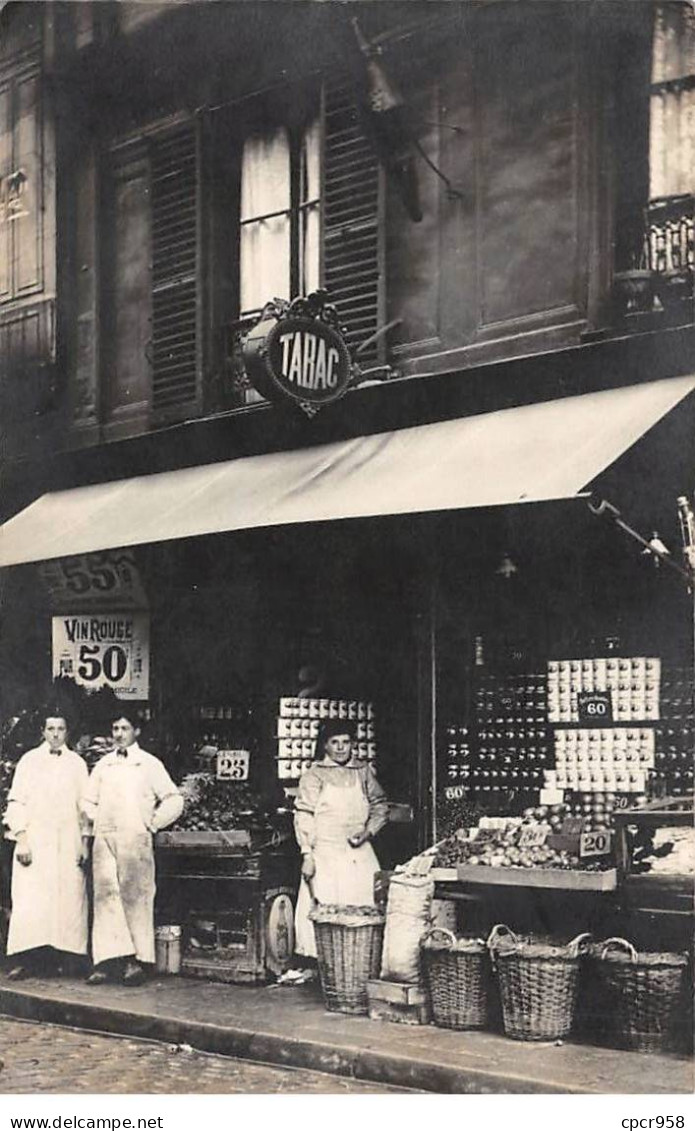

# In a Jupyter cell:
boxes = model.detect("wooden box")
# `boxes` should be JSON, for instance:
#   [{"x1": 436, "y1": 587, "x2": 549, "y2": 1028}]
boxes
[{"x1": 367, "y1": 979, "x2": 431, "y2": 1025}]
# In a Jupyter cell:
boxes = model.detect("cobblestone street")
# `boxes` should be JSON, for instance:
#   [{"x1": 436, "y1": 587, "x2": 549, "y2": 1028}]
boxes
[{"x1": 0, "y1": 1017, "x2": 414, "y2": 1094}]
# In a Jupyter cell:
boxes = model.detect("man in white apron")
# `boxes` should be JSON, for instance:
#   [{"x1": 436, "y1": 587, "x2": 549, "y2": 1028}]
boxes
[
  {"x1": 82, "y1": 711, "x2": 183, "y2": 985},
  {"x1": 3, "y1": 713, "x2": 90, "y2": 979}
]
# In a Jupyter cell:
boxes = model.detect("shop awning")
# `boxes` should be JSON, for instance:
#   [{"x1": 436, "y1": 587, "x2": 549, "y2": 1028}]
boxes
[{"x1": 1, "y1": 373, "x2": 694, "y2": 567}]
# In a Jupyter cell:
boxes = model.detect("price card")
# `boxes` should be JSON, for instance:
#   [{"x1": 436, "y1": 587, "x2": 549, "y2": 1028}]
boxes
[
  {"x1": 577, "y1": 691, "x2": 613, "y2": 724},
  {"x1": 216, "y1": 749, "x2": 250, "y2": 781},
  {"x1": 444, "y1": 785, "x2": 467, "y2": 800},
  {"x1": 580, "y1": 830, "x2": 612, "y2": 857},
  {"x1": 518, "y1": 822, "x2": 551, "y2": 848}
]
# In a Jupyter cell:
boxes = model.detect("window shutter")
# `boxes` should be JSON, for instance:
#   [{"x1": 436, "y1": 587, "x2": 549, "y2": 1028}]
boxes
[
  {"x1": 323, "y1": 86, "x2": 381, "y2": 365},
  {"x1": 150, "y1": 124, "x2": 199, "y2": 414}
]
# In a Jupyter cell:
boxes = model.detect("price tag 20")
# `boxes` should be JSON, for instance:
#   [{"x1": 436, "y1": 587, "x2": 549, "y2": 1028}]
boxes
[
  {"x1": 580, "y1": 830, "x2": 612, "y2": 857},
  {"x1": 518, "y1": 823, "x2": 550, "y2": 848},
  {"x1": 216, "y1": 749, "x2": 250, "y2": 781}
]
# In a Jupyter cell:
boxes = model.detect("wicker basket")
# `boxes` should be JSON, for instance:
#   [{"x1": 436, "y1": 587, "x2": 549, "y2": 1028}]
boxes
[
  {"x1": 489, "y1": 925, "x2": 592, "y2": 1042},
  {"x1": 310, "y1": 903, "x2": 385, "y2": 1015},
  {"x1": 421, "y1": 927, "x2": 492, "y2": 1030},
  {"x1": 594, "y1": 937, "x2": 689, "y2": 1054}
]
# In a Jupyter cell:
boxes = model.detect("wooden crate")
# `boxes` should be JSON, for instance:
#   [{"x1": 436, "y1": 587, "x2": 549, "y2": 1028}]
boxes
[
  {"x1": 156, "y1": 829, "x2": 252, "y2": 850},
  {"x1": 367, "y1": 980, "x2": 431, "y2": 1026},
  {"x1": 455, "y1": 864, "x2": 618, "y2": 891}
]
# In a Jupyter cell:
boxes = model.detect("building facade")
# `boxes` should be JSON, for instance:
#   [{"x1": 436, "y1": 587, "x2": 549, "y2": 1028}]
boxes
[{"x1": 1, "y1": 0, "x2": 693, "y2": 879}]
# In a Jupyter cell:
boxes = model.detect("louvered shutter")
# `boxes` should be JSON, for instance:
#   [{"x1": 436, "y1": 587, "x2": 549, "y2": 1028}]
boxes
[
  {"x1": 323, "y1": 87, "x2": 381, "y2": 366},
  {"x1": 150, "y1": 124, "x2": 199, "y2": 414}
]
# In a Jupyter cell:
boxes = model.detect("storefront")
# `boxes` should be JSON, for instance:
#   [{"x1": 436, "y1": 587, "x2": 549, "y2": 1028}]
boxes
[{"x1": 1, "y1": 374, "x2": 693, "y2": 1019}]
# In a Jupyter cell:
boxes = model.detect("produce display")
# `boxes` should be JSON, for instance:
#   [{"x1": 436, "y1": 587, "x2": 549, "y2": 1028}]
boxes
[
  {"x1": 434, "y1": 804, "x2": 613, "y2": 871},
  {"x1": 173, "y1": 775, "x2": 276, "y2": 831}
]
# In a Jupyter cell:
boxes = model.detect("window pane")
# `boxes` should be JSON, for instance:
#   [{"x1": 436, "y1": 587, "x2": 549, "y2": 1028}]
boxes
[
  {"x1": 240, "y1": 128, "x2": 291, "y2": 313},
  {"x1": 300, "y1": 116, "x2": 321, "y2": 294},
  {"x1": 240, "y1": 213, "x2": 290, "y2": 313}
]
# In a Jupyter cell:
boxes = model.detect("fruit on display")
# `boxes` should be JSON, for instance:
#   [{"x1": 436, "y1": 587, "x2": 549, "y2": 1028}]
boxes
[
  {"x1": 173, "y1": 775, "x2": 273, "y2": 831},
  {"x1": 433, "y1": 803, "x2": 612, "y2": 871}
]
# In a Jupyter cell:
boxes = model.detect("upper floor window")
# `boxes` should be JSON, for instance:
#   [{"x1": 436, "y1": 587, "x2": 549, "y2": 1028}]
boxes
[{"x1": 239, "y1": 118, "x2": 321, "y2": 318}]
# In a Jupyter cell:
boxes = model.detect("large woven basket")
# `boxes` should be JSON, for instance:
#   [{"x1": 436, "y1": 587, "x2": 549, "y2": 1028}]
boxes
[
  {"x1": 489, "y1": 925, "x2": 591, "y2": 1042},
  {"x1": 421, "y1": 927, "x2": 492, "y2": 1030},
  {"x1": 594, "y1": 937, "x2": 689, "y2": 1054},
  {"x1": 310, "y1": 903, "x2": 385, "y2": 1015}
]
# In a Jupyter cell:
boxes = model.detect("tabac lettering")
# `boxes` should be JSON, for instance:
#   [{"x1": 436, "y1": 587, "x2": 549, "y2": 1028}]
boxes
[{"x1": 278, "y1": 331, "x2": 340, "y2": 390}]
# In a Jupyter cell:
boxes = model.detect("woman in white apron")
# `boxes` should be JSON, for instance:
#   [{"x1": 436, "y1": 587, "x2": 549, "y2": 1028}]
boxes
[{"x1": 285, "y1": 719, "x2": 389, "y2": 982}]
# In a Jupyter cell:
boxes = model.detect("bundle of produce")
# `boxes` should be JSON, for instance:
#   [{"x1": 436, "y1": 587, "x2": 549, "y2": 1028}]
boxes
[
  {"x1": 173, "y1": 776, "x2": 272, "y2": 831},
  {"x1": 433, "y1": 804, "x2": 614, "y2": 871}
]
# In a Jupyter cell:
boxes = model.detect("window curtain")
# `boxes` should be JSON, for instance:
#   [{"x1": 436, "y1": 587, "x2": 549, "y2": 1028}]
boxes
[
  {"x1": 239, "y1": 128, "x2": 291, "y2": 314},
  {"x1": 300, "y1": 116, "x2": 321, "y2": 295},
  {"x1": 650, "y1": 2, "x2": 695, "y2": 199}
]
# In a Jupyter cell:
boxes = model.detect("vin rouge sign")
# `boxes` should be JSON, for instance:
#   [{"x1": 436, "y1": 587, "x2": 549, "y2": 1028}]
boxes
[{"x1": 242, "y1": 293, "x2": 352, "y2": 415}]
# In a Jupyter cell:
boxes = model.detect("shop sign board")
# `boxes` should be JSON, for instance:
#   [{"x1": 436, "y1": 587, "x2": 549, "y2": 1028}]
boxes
[
  {"x1": 241, "y1": 294, "x2": 353, "y2": 415},
  {"x1": 577, "y1": 691, "x2": 613, "y2": 724},
  {"x1": 52, "y1": 613, "x2": 149, "y2": 699},
  {"x1": 39, "y1": 552, "x2": 148, "y2": 610},
  {"x1": 216, "y1": 749, "x2": 250, "y2": 781}
]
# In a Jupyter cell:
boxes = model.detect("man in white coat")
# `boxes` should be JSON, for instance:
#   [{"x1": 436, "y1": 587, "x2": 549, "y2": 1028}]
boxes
[
  {"x1": 3, "y1": 713, "x2": 90, "y2": 979},
  {"x1": 83, "y1": 710, "x2": 183, "y2": 985}
]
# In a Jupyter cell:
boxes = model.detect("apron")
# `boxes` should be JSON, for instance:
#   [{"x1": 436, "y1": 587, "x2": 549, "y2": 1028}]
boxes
[
  {"x1": 91, "y1": 831, "x2": 156, "y2": 965},
  {"x1": 295, "y1": 775, "x2": 380, "y2": 958},
  {"x1": 90, "y1": 755, "x2": 158, "y2": 966},
  {"x1": 7, "y1": 753, "x2": 88, "y2": 957}
]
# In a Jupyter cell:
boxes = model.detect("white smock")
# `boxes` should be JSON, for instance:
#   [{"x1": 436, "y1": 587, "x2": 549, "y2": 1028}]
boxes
[
  {"x1": 3, "y1": 743, "x2": 89, "y2": 957},
  {"x1": 83, "y1": 743, "x2": 183, "y2": 966},
  {"x1": 294, "y1": 771, "x2": 381, "y2": 958}
]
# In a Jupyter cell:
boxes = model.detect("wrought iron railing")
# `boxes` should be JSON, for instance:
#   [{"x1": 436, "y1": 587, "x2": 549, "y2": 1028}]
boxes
[
  {"x1": 644, "y1": 193, "x2": 694, "y2": 277},
  {"x1": 614, "y1": 193, "x2": 694, "y2": 315}
]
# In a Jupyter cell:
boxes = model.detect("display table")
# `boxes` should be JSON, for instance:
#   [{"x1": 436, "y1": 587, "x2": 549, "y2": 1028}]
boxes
[{"x1": 154, "y1": 829, "x2": 298, "y2": 983}]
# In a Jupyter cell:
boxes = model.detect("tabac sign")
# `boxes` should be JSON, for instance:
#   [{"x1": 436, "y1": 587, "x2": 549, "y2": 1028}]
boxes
[{"x1": 242, "y1": 292, "x2": 353, "y2": 416}]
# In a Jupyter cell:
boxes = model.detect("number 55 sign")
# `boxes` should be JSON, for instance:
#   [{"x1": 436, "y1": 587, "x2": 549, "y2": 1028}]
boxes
[{"x1": 52, "y1": 613, "x2": 150, "y2": 699}]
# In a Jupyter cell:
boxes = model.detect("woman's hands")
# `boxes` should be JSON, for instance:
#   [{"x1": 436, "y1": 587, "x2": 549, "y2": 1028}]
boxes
[
  {"x1": 301, "y1": 852, "x2": 316, "y2": 880},
  {"x1": 15, "y1": 832, "x2": 32, "y2": 866},
  {"x1": 348, "y1": 828, "x2": 370, "y2": 848}
]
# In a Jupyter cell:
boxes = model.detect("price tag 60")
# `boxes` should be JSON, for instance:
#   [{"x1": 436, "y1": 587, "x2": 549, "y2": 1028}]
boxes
[
  {"x1": 580, "y1": 830, "x2": 612, "y2": 857},
  {"x1": 216, "y1": 749, "x2": 250, "y2": 781}
]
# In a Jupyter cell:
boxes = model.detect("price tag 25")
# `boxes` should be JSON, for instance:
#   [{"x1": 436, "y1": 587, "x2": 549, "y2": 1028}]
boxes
[
  {"x1": 216, "y1": 749, "x2": 250, "y2": 781},
  {"x1": 580, "y1": 830, "x2": 612, "y2": 857}
]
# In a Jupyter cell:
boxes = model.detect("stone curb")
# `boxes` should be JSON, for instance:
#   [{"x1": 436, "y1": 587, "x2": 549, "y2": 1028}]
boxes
[{"x1": 0, "y1": 986, "x2": 573, "y2": 1094}]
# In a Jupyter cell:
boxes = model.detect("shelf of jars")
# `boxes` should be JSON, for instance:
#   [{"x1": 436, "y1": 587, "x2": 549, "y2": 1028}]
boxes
[{"x1": 435, "y1": 657, "x2": 693, "y2": 894}]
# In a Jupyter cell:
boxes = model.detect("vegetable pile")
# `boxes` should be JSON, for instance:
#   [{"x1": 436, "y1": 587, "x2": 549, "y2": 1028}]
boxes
[
  {"x1": 434, "y1": 803, "x2": 612, "y2": 871},
  {"x1": 173, "y1": 775, "x2": 273, "y2": 831}
]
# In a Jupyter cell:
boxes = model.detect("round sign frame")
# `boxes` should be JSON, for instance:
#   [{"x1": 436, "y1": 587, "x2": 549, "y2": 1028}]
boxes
[{"x1": 244, "y1": 315, "x2": 352, "y2": 408}]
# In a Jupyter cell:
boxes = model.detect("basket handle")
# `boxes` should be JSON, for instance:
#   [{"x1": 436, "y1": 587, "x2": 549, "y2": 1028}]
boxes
[
  {"x1": 600, "y1": 936, "x2": 638, "y2": 963},
  {"x1": 567, "y1": 932, "x2": 593, "y2": 957},
  {"x1": 487, "y1": 923, "x2": 518, "y2": 951},
  {"x1": 420, "y1": 926, "x2": 457, "y2": 949}
]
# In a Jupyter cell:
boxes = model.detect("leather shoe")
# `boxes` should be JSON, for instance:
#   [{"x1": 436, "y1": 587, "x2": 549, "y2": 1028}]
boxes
[
  {"x1": 6, "y1": 965, "x2": 29, "y2": 981},
  {"x1": 122, "y1": 961, "x2": 145, "y2": 986},
  {"x1": 86, "y1": 969, "x2": 109, "y2": 985}
]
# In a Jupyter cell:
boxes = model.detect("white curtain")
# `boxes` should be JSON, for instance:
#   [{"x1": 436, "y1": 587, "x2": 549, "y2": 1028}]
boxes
[
  {"x1": 239, "y1": 128, "x2": 291, "y2": 314},
  {"x1": 650, "y1": 2, "x2": 695, "y2": 199},
  {"x1": 300, "y1": 116, "x2": 321, "y2": 295}
]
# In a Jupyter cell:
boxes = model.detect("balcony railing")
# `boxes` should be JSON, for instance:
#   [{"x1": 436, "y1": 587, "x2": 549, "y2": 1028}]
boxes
[{"x1": 614, "y1": 194, "x2": 694, "y2": 317}]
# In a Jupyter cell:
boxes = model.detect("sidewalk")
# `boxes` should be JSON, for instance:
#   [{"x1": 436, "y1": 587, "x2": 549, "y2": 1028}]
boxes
[{"x1": 0, "y1": 970, "x2": 692, "y2": 1095}]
